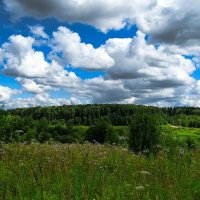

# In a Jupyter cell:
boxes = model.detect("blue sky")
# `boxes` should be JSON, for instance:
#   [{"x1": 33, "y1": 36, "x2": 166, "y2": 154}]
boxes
[{"x1": 0, "y1": 0, "x2": 200, "y2": 108}]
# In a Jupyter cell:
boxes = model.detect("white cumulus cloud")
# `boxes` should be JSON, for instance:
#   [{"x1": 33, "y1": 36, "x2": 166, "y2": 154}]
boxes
[
  {"x1": 0, "y1": 25, "x2": 199, "y2": 107},
  {"x1": 1, "y1": 35, "x2": 49, "y2": 78},
  {"x1": 51, "y1": 26, "x2": 114, "y2": 70},
  {"x1": 0, "y1": 85, "x2": 19, "y2": 102},
  {"x1": 3, "y1": 0, "x2": 155, "y2": 32},
  {"x1": 29, "y1": 25, "x2": 48, "y2": 39}
]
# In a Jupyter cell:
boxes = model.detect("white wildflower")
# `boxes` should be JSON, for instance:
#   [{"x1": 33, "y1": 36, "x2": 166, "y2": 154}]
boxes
[
  {"x1": 135, "y1": 186, "x2": 145, "y2": 190},
  {"x1": 140, "y1": 170, "x2": 151, "y2": 176}
]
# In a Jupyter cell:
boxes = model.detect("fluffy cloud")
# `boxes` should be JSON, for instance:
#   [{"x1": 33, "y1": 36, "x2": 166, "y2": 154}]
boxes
[
  {"x1": 83, "y1": 77, "x2": 131, "y2": 103},
  {"x1": 0, "y1": 32, "x2": 83, "y2": 107},
  {"x1": 172, "y1": 80, "x2": 200, "y2": 107},
  {"x1": 3, "y1": 0, "x2": 155, "y2": 32},
  {"x1": 16, "y1": 78, "x2": 52, "y2": 94},
  {"x1": 138, "y1": 1, "x2": 200, "y2": 45},
  {"x1": 29, "y1": 25, "x2": 48, "y2": 39},
  {"x1": 97, "y1": 30, "x2": 197, "y2": 106},
  {"x1": 0, "y1": 25, "x2": 199, "y2": 107},
  {"x1": 1, "y1": 33, "x2": 82, "y2": 89},
  {"x1": 6, "y1": 94, "x2": 81, "y2": 109},
  {"x1": 1, "y1": 35, "x2": 49, "y2": 78},
  {"x1": 51, "y1": 26, "x2": 114, "y2": 70},
  {"x1": 130, "y1": 0, "x2": 200, "y2": 59},
  {"x1": 0, "y1": 85, "x2": 19, "y2": 102},
  {"x1": 4, "y1": 0, "x2": 200, "y2": 59},
  {"x1": 4, "y1": 0, "x2": 200, "y2": 50},
  {"x1": 104, "y1": 31, "x2": 194, "y2": 86}
]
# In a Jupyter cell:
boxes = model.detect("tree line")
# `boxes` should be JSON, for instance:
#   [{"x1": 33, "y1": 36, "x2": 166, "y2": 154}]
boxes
[
  {"x1": 4, "y1": 104, "x2": 200, "y2": 127},
  {"x1": 0, "y1": 104, "x2": 199, "y2": 152}
]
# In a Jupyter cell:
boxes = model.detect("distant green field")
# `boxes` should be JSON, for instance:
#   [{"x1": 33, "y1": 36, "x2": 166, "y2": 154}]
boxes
[
  {"x1": 73, "y1": 126, "x2": 89, "y2": 136},
  {"x1": 160, "y1": 124, "x2": 200, "y2": 146}
]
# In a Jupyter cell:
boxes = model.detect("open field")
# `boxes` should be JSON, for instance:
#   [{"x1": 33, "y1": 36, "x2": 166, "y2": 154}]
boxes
[
  {"x1": 160, "y1": 125, "x2": 200, "y2": 146},
  {"x1": 0, "y1": 143, "x2": 200, "y2": 200}
]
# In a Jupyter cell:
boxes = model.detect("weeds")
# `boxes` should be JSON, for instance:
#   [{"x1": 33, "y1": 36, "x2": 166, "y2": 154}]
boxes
[{"x1": 0, "y1": 143, "x2": 199, "y2": 200}]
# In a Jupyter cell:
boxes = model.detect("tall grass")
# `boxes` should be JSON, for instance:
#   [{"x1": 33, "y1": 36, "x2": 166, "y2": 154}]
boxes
[{"x1": 0, "y1": 143, "x2": 200, "y2": 200}]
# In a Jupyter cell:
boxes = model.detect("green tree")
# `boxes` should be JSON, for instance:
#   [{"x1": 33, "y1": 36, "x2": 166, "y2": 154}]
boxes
[
  {"x1": 129, "y1": 113, "x2": 160, "y2": 153},
  {"x1": 23, "y1": 128, "x2": 37, "y2": 142},
  {"x1": 85, "y1": 119, "x2": 113, "y2": 144}
]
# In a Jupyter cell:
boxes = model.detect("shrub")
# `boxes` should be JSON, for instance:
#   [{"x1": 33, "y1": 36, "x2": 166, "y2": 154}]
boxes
[
  {"x1": 48, "y1": 124, "x2": 75, "y2": 143},
  {"x1": 105, "y1": 127, "x2": 119, "y2": 144},
  {"x1": 129, "y1": 113, "x2": 160, "y2": 153},
  {"x1": 185, "y1": 137, "x2": 197, "y2": 150},
  {"x1": 23, "y1": 128, "x2": 37, "y2": 142},
  {"x1": 85, "y1": 119, "x2": 116, "y2": 144}
]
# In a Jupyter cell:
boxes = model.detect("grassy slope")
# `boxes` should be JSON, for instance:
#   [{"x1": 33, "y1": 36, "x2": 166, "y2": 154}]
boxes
[{"x1": 0, "y1": 143, "x2": 200, "y2": 200}]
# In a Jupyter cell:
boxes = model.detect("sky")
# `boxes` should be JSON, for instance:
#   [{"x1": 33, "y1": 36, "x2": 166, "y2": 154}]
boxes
[{"x1": 0, "y1": 0, "x2": 200, "y2": 108}]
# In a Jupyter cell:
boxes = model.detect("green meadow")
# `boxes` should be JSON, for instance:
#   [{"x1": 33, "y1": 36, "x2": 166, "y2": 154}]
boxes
[
  {"x1": 160, "y1": 125, "x2": 200, "y2": 147},
  {"x1": 0, "y1": 143, "x2": 200, "y2": 200}
]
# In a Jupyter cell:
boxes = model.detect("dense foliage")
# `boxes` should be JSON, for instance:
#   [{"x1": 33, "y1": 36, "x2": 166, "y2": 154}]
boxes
[
  {"x1": 5, "y1": 104, "x2": 200, "y2": 126},
  {"x1": 85, "y1": 119, "x2": 119, "y2": 144},
  {"x1": 0, "y1": 104, "x2": 200, "y2": 150},
  {"x1": 7, "y1": 104, "x2": 165, "y2": 125},
  {"x1": 129, "y1": 114, "x2": 160, "y2": 153}
]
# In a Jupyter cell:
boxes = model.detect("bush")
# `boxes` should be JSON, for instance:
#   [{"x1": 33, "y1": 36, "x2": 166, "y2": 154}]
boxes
[
  {"x1": 23, "y1": 128, "x2": 37, "y2": 142},
  {"x1": 185, "y1": 137, "x2": 197, "y2": 150},
  {"x1": 105, "y1": 126, "x2": 119, "y2": 144},
  {"x1": 129, "y1": 113, "x2": 160, "y2": 153},
  {"x1": 85, "y1": 119, "x2": 117, "y2": 144},
  {"x1": 48, "y1": 124, "x2": 75, "y2": 143}
]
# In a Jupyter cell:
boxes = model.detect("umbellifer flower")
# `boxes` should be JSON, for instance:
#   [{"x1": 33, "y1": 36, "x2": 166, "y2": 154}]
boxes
[{"x1": 135, "y1": 186, "x2": 145, "y2": 190}]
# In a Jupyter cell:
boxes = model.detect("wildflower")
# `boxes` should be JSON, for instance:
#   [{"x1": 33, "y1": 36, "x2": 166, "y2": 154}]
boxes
[
  {"x1": 119, "y1": 136, "x2": 127, "y2": 141},
  {"x1": 179, "y1": 148, "x2": 185, "y2": 155},
  {"x1": 156, "y1": 144, "x2": 162, "y2": 149},
  {"x1": 135, "y1": 186, "x2": 145, "y2": 191},
  {"x1": 143, "y1": 149, "x2": 150, "y2": 154},
  {"x1": 140, "y1": 170, "x2": 151, "y2": 176}
]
